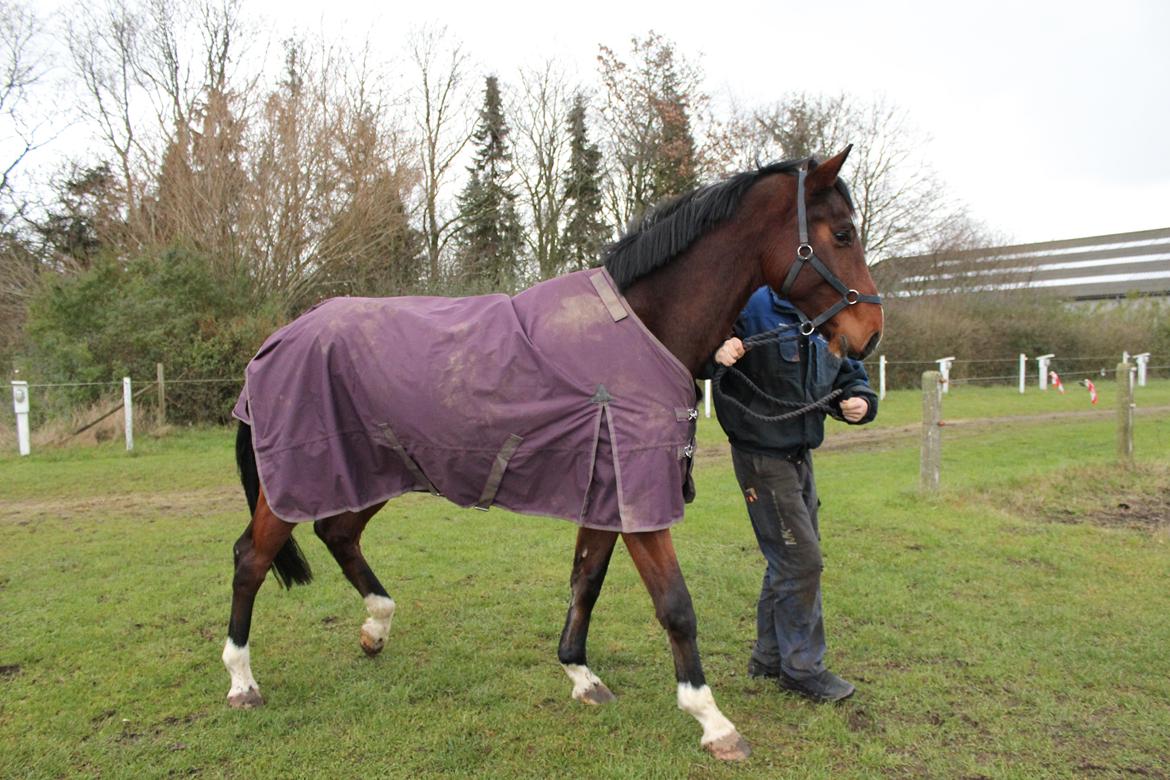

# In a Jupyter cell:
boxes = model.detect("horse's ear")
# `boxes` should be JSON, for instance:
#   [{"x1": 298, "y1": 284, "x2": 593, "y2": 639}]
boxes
[{"x1": 806, "y1": 145, "x2": 852, "y2": 193}]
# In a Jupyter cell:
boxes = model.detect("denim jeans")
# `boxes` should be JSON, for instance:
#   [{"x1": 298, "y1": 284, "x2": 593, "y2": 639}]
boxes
[{"x1": 730, "y1": 447, "x2": 826, "y2": 680}]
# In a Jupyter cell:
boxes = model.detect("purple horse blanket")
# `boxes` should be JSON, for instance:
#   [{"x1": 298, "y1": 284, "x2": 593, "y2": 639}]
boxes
[{"x1": 232, "y1": 268, "x2": 697, "y2": 533}]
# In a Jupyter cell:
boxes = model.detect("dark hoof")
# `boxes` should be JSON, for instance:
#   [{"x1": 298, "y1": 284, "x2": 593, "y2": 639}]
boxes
[
  {"x1": 577, "y1": 682, "x2": 616, "y2": 705},
  {"x1": 705, "y1": 731, "x2": 751, "y2": 761},
  {"x1": 228, "y1": 688, "x2": 264, "y2": 709},
  {"x1": 360, "y1": 629, "x2": 385, "y2": 657}
]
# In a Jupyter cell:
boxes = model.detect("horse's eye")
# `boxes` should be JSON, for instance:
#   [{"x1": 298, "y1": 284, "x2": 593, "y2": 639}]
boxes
[{"x1": 833, "y1": 230, "x2": 852, "y2": 245}]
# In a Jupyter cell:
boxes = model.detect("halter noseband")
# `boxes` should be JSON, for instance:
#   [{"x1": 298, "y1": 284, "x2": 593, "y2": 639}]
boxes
[{"x1": 778, "y1": 167, "x2": 882, "y2": 336}]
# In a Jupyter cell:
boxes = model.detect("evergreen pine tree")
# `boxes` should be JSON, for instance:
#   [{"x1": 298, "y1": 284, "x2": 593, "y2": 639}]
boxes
[
  {"x1": 561, "y1": 94, "x2": 608, "y2": 272},
  {"x1": 455, "y1": 76, "x2": 524, "y2": 290}
]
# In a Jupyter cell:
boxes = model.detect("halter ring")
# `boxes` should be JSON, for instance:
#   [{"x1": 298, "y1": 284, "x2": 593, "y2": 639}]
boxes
[
  {"x1": 799, "y1": 321, "x2": 816, "y2": 336},
  {"x1": 796, "y1": 243, "x2": 814, "y2": 260},
  {"x1": 845, "y1": 289, "x2": 860, "y2": 305}
]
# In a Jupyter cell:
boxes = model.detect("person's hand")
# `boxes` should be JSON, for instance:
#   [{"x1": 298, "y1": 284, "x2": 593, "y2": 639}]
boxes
[
  {"x1": 839, "y1": 396, "x2": 869, "y2": 422},
  {"x1": 714, "y1": 337, "x2": 745, "y2": 367}
]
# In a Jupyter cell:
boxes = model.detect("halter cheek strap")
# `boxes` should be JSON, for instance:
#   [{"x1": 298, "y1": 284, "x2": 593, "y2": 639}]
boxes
[{"x1": 779, "y1": 167, "x2": 882, "y2": 336}]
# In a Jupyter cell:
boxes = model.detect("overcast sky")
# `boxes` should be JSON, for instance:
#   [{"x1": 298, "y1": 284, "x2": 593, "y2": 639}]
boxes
[
  {"x1": 247, "y1": 0, "x2": 1167, "y2": 246},
  {"x1": 27, "y1": 0, "x2": 1170, "y2": 247}
]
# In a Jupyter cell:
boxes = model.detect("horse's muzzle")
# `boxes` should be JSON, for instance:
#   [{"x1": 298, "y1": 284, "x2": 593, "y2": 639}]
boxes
[{"x1": 859, "y1": 332, "x2": 881, "y2": 361}]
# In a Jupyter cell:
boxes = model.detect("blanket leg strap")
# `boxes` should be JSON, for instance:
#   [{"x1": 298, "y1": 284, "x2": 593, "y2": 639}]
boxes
[
  {"x1": 475, "y1": 433, "x2": 525, "y2": 510},
  {"x1": 377, "y1": 423, "x2": 440, "y2": 496}
]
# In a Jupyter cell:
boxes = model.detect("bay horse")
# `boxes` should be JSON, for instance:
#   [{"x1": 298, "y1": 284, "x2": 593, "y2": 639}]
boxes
[{"x1": 223, "y1": 147, "x2": 883, "y2": 761}]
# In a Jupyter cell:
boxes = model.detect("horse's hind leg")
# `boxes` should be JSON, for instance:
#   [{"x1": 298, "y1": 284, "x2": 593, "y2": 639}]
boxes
[
  {"x1": 557, "y1": 527, "x2": 619, "y2": 704},
  {"x1": 623, "y1": 529, "x2": 750, "y2": 761},
  {"x1": 313, "y1": 503, "x2": 395, "y2": 657},
  {"x1": 223, "y1": 489, "x2": 295, "y2": 709}
]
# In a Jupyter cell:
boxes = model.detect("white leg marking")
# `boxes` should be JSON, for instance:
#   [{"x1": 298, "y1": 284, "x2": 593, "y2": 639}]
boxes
[
  {"x1": 363, "y1": 594, "x2": 396, "y2": 644},
  {"x1": 562, "y1": 663, "x2": 603, "y2": 699},
  {"x1": 677, "y1": 683, "x2": 737, "y2": 745},
  {"x1": 222, "y1": 639, "x2": 259, "y2": 697}
]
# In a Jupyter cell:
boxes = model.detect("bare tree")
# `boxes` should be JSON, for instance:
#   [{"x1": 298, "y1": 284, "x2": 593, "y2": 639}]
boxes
[
  {"x1": 718, "y1": 92, "x2": 995, "y2": 262},
  {"x1": 136, "y1": 0, "x2": 249, "y2": 136},
  {"x1": 314, "y1": 43, "x2": 422, "y2": 298},
  {"x1": 66, "y1": 0, "x2": 149, "y2": 240},
  {"x1": 222, "y1": 37, "x2": 420, "y2": 309},
  {"x1": 511, "y1": 61, "x2": 573, "y2": 280},
  {"x1": 0, "y1": 0, "x2": 48, "y2": 201},
  {"x1": 407, "y1": 26, "x2": 473, "y2": 284},
  {"x1": 596, "y1": 31, "x2": 706, "y2": 230},
  {"x1": 141, "y1": 0, "x2": 260, "y2": 265},
  {"x1": 0, "y1": 1, "x2": 54, "y2": 367}
]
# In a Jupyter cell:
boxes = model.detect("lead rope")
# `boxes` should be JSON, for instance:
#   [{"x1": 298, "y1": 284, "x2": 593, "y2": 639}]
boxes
[{"x1": 711, "y1": 325, "x2": 845, "y2": 423}]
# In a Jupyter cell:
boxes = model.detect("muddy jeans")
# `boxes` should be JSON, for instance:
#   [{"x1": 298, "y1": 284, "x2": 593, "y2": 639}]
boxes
[{"x1": 731, "y1": 447, "x2": 826, "y2": 681}]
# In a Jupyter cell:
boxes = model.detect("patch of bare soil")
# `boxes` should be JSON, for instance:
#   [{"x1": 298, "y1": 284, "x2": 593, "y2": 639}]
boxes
[
  {"x1": 0, "y1": 487, "x2": 241, "y2": 526},
  {"x1": 1031, "y1": 464, "x2": 1170, "y2": 531},
  {"x1": 1054, "y1": 490, "x2": 1170, "y2": 531}
]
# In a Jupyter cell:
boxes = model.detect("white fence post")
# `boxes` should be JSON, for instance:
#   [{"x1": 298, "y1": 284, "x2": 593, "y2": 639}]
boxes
[
  {"x1": 936, "y1": 356, "x2": 955, "y2": 394},
  {"x1": 12, "y1": 381, "x2": 30, "y2": 456},
  {"x1": 123, "y1": 377, "x2": 134, "y2": 451},
  {"x1": 1134, "y1": 353, "x2": 1150, "y2": 386},
  {"x1": 879, "y1": 355, "x2": 887, "y2": 400},
  {"x1": 1037, "y1": 354, "x2": 1054, "y2": 390},
  {"x1": 704, "y1": 379, "x2": 712, "y2": 418},
  {"x1": 1018, "y1": 353, "x2": 1027, "y2": 394}
]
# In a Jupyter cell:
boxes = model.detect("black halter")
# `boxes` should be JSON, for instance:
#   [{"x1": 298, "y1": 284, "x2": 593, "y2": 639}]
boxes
[{"x1": 778, "y1": 166, "x2": 882, "y2": 336}]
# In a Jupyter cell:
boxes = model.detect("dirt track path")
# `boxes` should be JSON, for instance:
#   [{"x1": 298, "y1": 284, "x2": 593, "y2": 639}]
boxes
[{"x1": 0, "y1": 487, "x2": 240, "y2": 525}]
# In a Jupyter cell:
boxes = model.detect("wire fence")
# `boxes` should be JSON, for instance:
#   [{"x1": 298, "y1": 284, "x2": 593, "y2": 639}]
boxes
[
  {"x1": 870, "y1": 352, "x2": 1162, "y2": 395},
  {"x1": 6, "y1": 354, "x2": 1166, "y2": 454},
  {"x1": 6, "y1": 369, "x2": 247, "y2": 454}
]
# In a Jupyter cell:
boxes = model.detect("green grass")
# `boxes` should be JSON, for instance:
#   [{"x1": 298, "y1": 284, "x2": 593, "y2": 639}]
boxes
[{"x1": 2, "y1": 386, "x2": 1169, "y2": 778}]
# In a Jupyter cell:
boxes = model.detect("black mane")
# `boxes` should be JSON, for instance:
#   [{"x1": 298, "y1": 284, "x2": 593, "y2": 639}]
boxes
[{"x1": 603, "y1": 157, "x2": 853, "y2": 290}]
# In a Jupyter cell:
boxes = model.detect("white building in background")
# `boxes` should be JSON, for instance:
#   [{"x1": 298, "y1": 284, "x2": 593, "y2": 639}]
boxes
[{"x1": 874, "y1": 227, "x2": 1170, "y2": 302}]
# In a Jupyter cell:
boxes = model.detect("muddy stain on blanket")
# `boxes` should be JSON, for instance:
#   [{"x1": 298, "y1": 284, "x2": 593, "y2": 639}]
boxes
[
  {"x1": 438, "y1": 333, "x2": 508, "y2": 428},
  {"x1": 541, "y1": 293, "x2": 608, "y2": 344}
]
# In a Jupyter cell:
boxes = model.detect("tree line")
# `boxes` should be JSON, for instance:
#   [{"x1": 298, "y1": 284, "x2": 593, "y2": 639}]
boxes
[{"x1": 1, "y1": 0, "x2": 995, "y2": 422}]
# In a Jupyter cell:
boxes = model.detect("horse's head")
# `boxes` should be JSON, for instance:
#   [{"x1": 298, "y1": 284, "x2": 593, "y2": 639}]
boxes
[{"x1": 759, "y1": 147, "x2": 883, "y2": 360}]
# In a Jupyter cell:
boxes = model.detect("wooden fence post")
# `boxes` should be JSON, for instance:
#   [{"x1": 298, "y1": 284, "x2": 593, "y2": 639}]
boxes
[
  {"x1": 920, "y1": 371, "x2": 942, "y2": 492},
  {"x1": 1117, "y1": 362, "x2": 1134, "y2": 467},
  {"x1": 156, "y1": 363, "x2": 166, "y2": 427},
  {"x1": 879, "y1": 355, "x2": 887, "y2": 400}
]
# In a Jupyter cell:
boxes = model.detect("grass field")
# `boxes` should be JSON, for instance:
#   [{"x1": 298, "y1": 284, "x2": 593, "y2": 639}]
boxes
[{"x1": 2, "y1": 382, "x2": 1169, "y2": 778}]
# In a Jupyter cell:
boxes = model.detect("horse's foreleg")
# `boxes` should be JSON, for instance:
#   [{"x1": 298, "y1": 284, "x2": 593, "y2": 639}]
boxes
[
  {"x1": 622, "y1": 529, "x2": 750, "y2": 761},
  {"x1": 313, "y1": 503, "x2": 394, "y2": 657},
  {"x1": 557, "y1": 527, "x2": 619, "y2": 704},
  {"x1": 224, "y1": 489, "x2": 294, "y2": 709}
]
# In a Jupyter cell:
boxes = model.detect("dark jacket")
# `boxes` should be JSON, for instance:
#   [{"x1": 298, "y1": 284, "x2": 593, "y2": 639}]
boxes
[{"x1": 709, "y1": 287, "x2": 877, "y2": 458}]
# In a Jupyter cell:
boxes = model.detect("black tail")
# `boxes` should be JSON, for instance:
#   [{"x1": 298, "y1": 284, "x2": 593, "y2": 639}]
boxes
[
  {"x1": 235, "y1": 421, "x2": 261, "y2": 517},
  {"x1": 236, "y1": 421, "x2": 313, "y2": 588}
]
